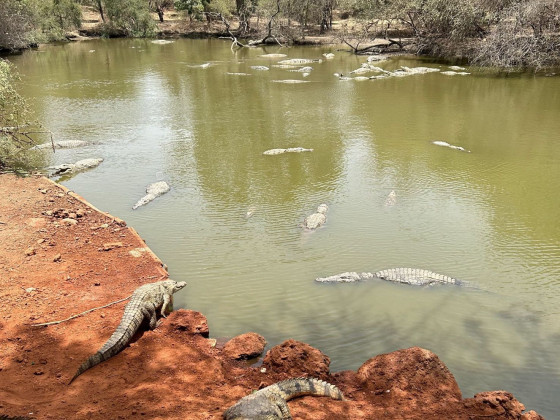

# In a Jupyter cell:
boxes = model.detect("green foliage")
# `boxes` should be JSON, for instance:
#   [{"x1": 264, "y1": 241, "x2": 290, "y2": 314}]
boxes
[
  {"x1": 174, "y1": 0, "x2": 211, "y2": 20},
  {"x1": 37, "y1": 0, "x2": 83, "y2": 41},
  {"x1": 103, "y1": 0, "x2": 156, "y2": 36},
  {"x1": 0, "y1": 59, "x2": 44, "y2": 172},
  {"x1": 0, "y1": 0, "x2": 37, "y2": 50}
]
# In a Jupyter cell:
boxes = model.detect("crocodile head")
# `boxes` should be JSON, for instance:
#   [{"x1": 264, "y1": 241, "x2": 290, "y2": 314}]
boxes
[{"x1": 162, "y1": 279, "x2": 187, "y2": 293}]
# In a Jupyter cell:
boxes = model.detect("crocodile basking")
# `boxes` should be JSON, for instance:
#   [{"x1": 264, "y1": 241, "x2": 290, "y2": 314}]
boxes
[
  {"x1": 48, "y1": 158, "x2": 103, "y2": 176},
  {"x1": 69, "y1": 279, "x2": 186, "y2": 384},
  {"x1": 316, "y1": 268, "x2": 471, "y2": 287},
  {"x1": 132, "y1": 181, "x2": 170, "y2": 210},
  {"x1": 223, "y1": 377, "x2": 344, "y2": 420}
]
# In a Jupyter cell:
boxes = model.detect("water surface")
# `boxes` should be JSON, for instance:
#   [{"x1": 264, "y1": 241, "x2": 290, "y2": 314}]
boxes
[{"x1": 9, "y1": 38, "x2": 560, "y2": 418}]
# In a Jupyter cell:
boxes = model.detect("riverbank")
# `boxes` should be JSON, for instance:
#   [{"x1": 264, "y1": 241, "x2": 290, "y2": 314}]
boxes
[{"x1": 0, "y1": 174, "x2": 545, "y2": 419}]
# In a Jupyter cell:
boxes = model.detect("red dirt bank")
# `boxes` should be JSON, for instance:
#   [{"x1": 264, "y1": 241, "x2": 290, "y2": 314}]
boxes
[{"x1": 0, "y1": 175, "x2": 544, "y2": 419}]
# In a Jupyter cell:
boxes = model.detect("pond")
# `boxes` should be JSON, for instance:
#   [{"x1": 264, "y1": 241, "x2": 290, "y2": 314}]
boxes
[{"x1": 9, "y1": 38, "x2": 560, "y2": 418}]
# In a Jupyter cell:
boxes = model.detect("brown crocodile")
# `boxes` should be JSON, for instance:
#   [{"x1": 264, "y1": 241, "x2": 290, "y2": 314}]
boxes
[
  {"x1": 68, "y1": 279, "x2": 186, "y2": 384},
  {"x1": 223, "y1": 377, "x2": 344, "y2": 420}
]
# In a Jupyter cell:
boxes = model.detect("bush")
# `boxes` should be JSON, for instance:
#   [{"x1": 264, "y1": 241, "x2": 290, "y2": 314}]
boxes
[{"x1": 0, "y1": 59, "x2": 44, "y2": 172}]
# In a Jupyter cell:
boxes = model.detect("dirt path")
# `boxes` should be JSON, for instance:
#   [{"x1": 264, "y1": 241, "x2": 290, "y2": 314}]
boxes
[{"x1": 0, "y1": 175, "x2": 544, "y2": 419}]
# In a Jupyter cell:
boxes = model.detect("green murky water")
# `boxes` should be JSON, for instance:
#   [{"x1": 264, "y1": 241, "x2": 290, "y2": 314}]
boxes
[{"x1": 8, "y1": 38, "x2": 560, "y2": 417}]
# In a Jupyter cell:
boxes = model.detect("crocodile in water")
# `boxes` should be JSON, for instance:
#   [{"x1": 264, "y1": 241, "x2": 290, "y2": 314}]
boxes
[
  {"x1": 316, "y1": 268, "x2": 471, "y2": 287},
  {"x1": 223, "y1": 377, "x2": 344, "y2": 420},
  {"x1": 132, "y1": 181, "x2": 170, "y2": 210},
  {"x1": 69, "y1": 279, "x2": 186, "y2": 384}
]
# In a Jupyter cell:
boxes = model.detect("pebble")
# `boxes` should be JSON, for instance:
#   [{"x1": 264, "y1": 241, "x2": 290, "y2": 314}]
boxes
[
  {"x1": 53, "y1": 254, "x2": 62, "y2": 262},
  {"x1": 25, "y1": 247, "x2": 36, "y2": 256},
  {"x1": 62, "y1": 218, "x2": 77, "y2": 226}
]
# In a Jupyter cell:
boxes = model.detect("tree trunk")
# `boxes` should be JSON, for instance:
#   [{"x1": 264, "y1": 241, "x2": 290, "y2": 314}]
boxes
[
  {"x1": 97, "y1": 0, "x2": 105, "y2": 23},
  {"x1": 157, "y1": 8, "x2": 164, "y2": 23}
]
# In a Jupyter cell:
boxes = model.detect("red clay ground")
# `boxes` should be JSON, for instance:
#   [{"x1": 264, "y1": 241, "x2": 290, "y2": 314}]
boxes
[{"x1": 0, "y1": 174, "x2": 545, "y2": 419}]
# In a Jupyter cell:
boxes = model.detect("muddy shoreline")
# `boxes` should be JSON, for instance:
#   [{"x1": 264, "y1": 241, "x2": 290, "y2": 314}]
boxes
[{"x1": 0, "y1": 174, "x2": 544, "y2": 419}]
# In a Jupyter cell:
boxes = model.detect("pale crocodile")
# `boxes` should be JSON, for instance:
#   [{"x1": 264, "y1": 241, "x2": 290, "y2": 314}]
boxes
[
  {"x1": 48, "y1": 158, "x2": 103, "y2": 176},
  {"x1": 316, "y1": 268, "x2": 471, "y2": 287},
  {"x1": 33, "y1": 140, "x2": 89, "y2": 150},
  {"x1": 263, "y1": 147, "x2": 313, "y2": 155},
  {"x1": 432, "y1": 140, "x2": 470, "y2": 152},
  {"x1": 132, "y1": 181, "x2": 170, "y2": 210},
  {"x1": 302, "y1": 204, "x2": 328, "y2": 230},
  {"x1": 69, "y1": 279, "x2": 186, "y2": 384},
  {"x1": 223, "y1": 377, "x2": 344, "y2": 420}
]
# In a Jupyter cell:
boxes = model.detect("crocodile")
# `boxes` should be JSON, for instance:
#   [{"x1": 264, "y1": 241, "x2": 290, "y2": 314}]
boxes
[
  {"x1": 48, "y1": 158, "x2": 103, "y2": 176},
  {"x1": 69, "y1": 279, "x2": 186, "y2": 384},
  {"x1": 432, "y1": 140, "x2": 470, "y2": 152},
  {"x1": 302, "y1": 204, "x2": 328, "y2": 230},
  {"x1": 33, "y1": 140, "x2": 89, "y2": 150},
  {"x1": 223, "y1": 377, "x2": 344, "y2": 420},
  {"x1": 132, "y1": 181, "x2": 170, "y2": 210},
  {"x1": 263, "y1": 147, "x2": 313, "y2": 155},
  {"x1": 316, "y1": 268, "x2": 470, "y2": 287}
]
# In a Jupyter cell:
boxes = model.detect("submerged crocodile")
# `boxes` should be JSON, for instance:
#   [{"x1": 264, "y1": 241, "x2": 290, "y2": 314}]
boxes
[
  {"x1": 33, "y1": 140, "x2": 89, "y2": 150},
  {"x1": 48, "y1": 158, "x2": 103, "y2": 176},
  {"x1": 302, "y1": 204, "x2": 328, "y2": 230},
  {"x1": 132, "y1": 181, "x2": 170, "y2": 210},
  {"x1": 69, "y1": 279, "x2": 186, "y2": 384},
  {"x1": 263, "y1": 147, "x2": 313, "y2": 155},
  {"x1": 432, "y1": 140, "x2": 470, "y2": 152},
  {"x1": 316, "y1": 268, "x2": 471, "y2": 287},
  {"x1": 223, "y1": 377, "x2": 344, "y2": 420}
]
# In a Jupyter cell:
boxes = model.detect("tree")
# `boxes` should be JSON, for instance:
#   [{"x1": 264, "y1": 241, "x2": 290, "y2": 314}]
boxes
[
  {"x1": 0, "y1": 0, "x2": 36, "y2": 51},
  {"x1": 38, "y1": 0, "x2": 82, "y2": 39},
  {"x1": 104, "y1": 0, "x2": 156, "y2": 36},
  {"x1": 149, "y1": 0, "x2": 174, "y2": 22},
  {"x1": 174, "y1": 0, "x2": 212, "y2": 20},
  {"x1": 0, "y1": 59, "x2": 45, "y2": 172}
]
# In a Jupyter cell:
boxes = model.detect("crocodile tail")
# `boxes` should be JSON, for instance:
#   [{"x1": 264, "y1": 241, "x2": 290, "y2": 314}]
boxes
[
  {"x1": 270, "y1": 377, "x2": 345, "y2": 402},
  {"x1": 68, "y1": 306, "x2": 145, "y2": 385}
]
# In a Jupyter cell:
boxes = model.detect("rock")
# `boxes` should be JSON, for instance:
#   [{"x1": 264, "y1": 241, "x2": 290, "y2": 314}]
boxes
[
  {"x1": 62, "y1": 218, "x2": 78, "y2": 226},
  {"x1": 165, "y1": 309, "x2": 209, "y2": 337},
  {"x1": 129, "y1": 247, "x2": 148, "y2": 257},
  {"x1": 222, "y1": 333, "x2": 267, "y2": 360},
  {"x1": 471, "y1": 391, "x2": 530, "y2": 417},
  {"x1": 322, "y1": 53, "x2": 335, "y2": 59},
  {"x1": 521, "y1": 410, "x2": 546, "y2": 420},
  {"x1": 262, "y1": 339, "x2": 331, "y2": 378},
  {"x1": 53, "y1": 254, "x2": 62, "y2": 262},
  {"x1": 260, "y1": 53, "x2": 287, "y2": 58},
  {"x1": 357, "y1": 347, "x2": 462, "y2": 404},
  {"x1": 151, "y1": 39, "x2": 174, "y2": 45},
  {"x1": 102, "y1": 242, "x2": 123, "y2": 251},
  {"x1": 25, "y1": 247, "x2": 36, "y2": 256},
  {"x1": 25, "y1": 287, "x2": 37, "y2": 293},
  {"x1": 250, "y1": 66, "x2": 269, "y2": 71}
]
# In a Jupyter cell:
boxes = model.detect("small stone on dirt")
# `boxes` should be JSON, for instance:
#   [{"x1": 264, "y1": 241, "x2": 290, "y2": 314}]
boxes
[
  {"x1": 62, "y1": 218, "x2": 77, "y2": 226},
  {"x1": 25, "y1": 247, "x2": 36, "y2": 256},
  {"x1": 53, "y1": 254, "x2": 62, "y2": 262},
  {"x1": 102, "y1": 242, "x2": 123, "y2": 251}
]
